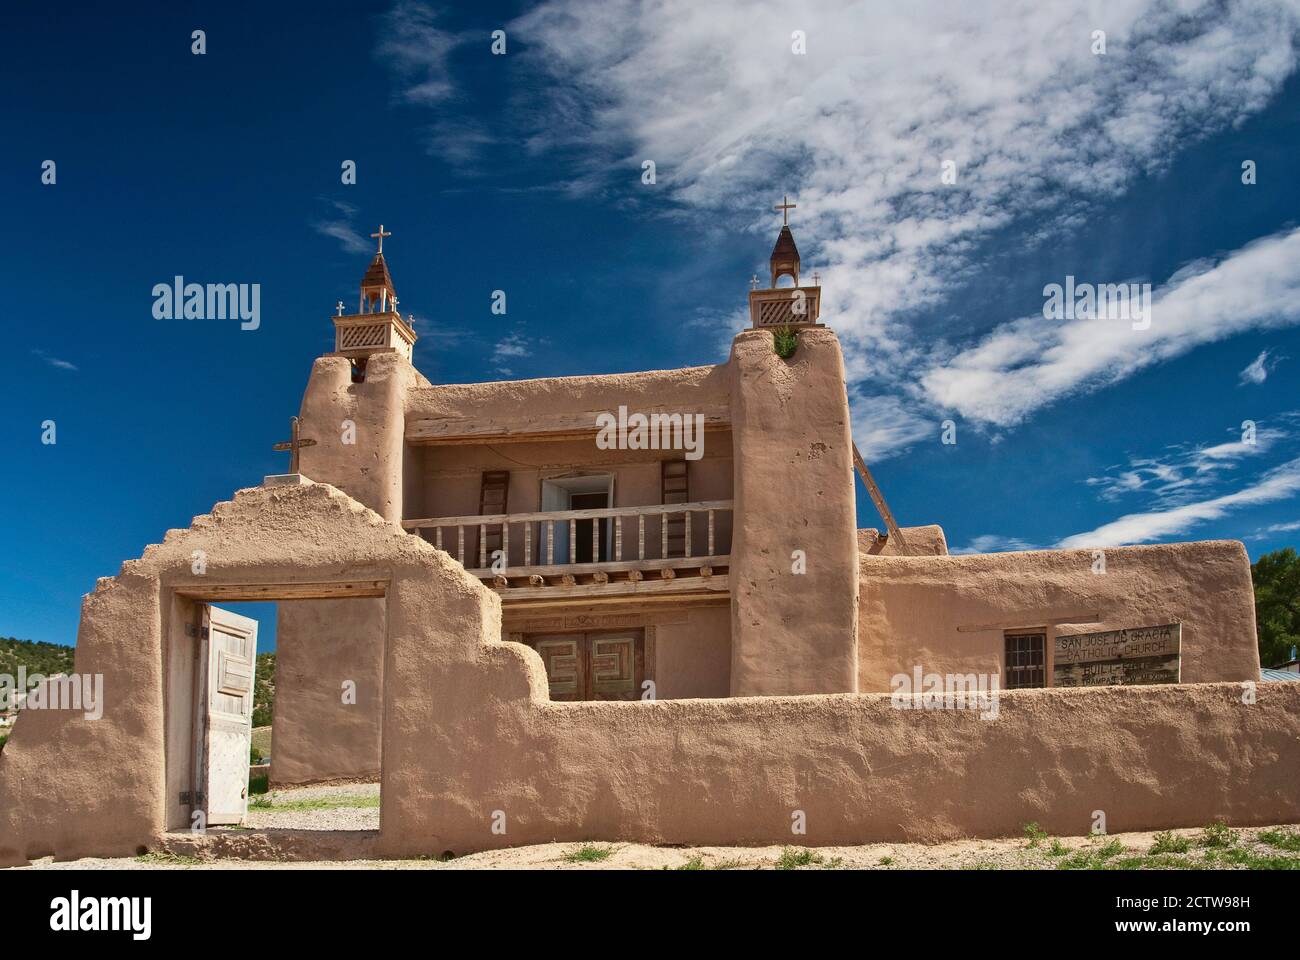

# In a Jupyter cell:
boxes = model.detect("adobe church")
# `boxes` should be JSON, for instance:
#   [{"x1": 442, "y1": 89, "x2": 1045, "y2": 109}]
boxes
[{"x1": 0, "y1": 210, "x2": 1295, "y2": 864}]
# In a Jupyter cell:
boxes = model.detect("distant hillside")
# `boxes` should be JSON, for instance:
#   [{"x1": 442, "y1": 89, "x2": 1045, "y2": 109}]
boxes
[
  {"x1": 0, "y1": 636, "x2": 74, "y2": 679},
  {"x1": 254, "y1": 652, "x2": 276, "y2": 727}
]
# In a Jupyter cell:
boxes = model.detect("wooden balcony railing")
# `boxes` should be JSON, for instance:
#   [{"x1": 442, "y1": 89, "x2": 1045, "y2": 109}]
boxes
[{"x1": 402, "y1": 500, "x2": 733, "y2": 577}]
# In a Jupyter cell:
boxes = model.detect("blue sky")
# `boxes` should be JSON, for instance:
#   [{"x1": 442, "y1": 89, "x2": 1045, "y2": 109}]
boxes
[{"x1": 3, "y1": 0, "x2": 1300, "y2": 651}]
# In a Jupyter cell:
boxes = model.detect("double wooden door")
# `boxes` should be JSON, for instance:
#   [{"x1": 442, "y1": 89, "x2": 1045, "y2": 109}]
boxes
[{"x1": 527, "y1": 631, "x2": 644, "y2": 701}]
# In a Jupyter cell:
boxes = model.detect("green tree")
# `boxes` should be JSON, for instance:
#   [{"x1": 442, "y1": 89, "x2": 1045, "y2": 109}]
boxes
[{"x1": 1252, "y1": 547, "x2": 1300, "y2": 668}]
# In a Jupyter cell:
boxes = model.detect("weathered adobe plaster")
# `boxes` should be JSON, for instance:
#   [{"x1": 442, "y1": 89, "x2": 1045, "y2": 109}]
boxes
[
  {"x1": 856, "y1": 541, "x2": 1261, "y2": 692},
  {"x1": 728, "y1": 327, "x2": 860, "y2": 696},
  {"x1": 1, "y1": 482, "x2": 1297, "y2": 864}
]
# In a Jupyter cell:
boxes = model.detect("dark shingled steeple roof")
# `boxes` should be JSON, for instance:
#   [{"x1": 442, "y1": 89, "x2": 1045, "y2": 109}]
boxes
[
  {"x1": 770, "y1": 225, "x2": 800, "y2": 263},
  {"x1": 361, "y1": 252, "x2": 394, "y2": 292}
]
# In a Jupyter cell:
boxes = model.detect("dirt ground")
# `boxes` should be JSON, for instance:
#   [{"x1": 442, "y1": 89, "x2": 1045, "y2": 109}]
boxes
[{"x1": 11, "y1": 783, "x2": 1300, "y2": 870}]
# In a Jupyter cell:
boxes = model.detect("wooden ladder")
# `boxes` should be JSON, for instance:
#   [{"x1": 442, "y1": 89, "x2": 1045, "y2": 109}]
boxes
[
  {"x1": 478, "y1": 471, "x2": 510, "y2": 562},
  {"x1": 661, "y1": 460, "x2": 689, "y2": 557}
]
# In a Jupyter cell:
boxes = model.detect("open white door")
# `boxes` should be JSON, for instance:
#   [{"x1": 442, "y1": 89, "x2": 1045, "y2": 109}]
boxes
[{"x1": 193, "y1": 605, "x2": 258, "y2": 826}]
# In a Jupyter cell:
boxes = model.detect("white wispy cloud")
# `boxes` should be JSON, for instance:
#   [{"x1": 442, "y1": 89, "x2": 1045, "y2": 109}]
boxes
[
  {"x1": 502, "y1": 0, "x2": 1300, "y2": 453},
  {"x1": 1239, "y1": 348, "x2": 1283, "y2": 384},
  {"x1": 1059, "y1": 455, "x2": 1300, "y2": 547},
  {"x1": 313, "y1": 200, "x2": 370, "y2": 254},
  {"x1": 376, "y1": 0, "x2": 463, "y2": 105},
  {"x1": 31, "y1": 349, "x2": 77, "y2": 372},
  {"x1": 950, "y1": 535, "x2": 1042, "y2": 555},
  {"x1": 922, "y1": 228, "x2": 1300, "y2": 426},
  {"x1": 377, "y1": 0, "x2": 1300, "y2": 458},
  {"x1": 1085, "y1": 426, "x2": 1284, "y2": 504}
]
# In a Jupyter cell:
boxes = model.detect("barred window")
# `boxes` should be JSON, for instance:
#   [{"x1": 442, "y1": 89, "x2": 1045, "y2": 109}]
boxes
[{"x1": 1005, "y1": 632, "x2": 1046, "y2": 689}]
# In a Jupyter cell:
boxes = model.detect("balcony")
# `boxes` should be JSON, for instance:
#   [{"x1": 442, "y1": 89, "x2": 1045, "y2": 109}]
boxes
[{"x1": 402, "y1": 500, "x2": 733, "y2": 600}]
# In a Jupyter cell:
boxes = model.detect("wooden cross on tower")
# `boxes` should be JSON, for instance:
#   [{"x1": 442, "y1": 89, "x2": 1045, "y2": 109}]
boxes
[
  {"x1": 774, "y1": 195, "x2": 796, "y2": 225},
  {"x1": 370, "y1": 224, "x2": 391, "y2": 254},
  {"x1": 271, "y1": 416, "x2": 317, "y2": 475}
]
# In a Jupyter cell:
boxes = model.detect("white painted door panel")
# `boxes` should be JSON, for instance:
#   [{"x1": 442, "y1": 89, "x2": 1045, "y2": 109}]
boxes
[{"x1": 196, "y1": 605, "x2": 258, "y2": 826}]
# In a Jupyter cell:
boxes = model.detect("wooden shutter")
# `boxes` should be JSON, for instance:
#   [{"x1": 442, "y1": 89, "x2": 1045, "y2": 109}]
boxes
[
  {"x1": 479, "y1": 471, "x2": 510, "y2": 560},
  {"x1": 661, "y1": 460, "x2": 688, "y2": 558}
]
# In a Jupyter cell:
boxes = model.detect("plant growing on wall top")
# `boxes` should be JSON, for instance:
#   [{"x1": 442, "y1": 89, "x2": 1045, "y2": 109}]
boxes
[{"x1": 773, "y1": 326, "x2": 798, "y2": 359}]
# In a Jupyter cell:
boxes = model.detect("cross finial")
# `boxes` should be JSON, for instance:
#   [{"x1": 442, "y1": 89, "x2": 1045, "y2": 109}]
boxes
[
  {"x1": 271, "y1": 416, "x2": 318, "y2": 475},
  {"x1": 812, "y1": 271, "x2": 821, "y2": 286},
  {"x1": 370, "y1": 224, "x2": 392, "y2": 254},
  {"x1": 774, "y1": 194, "x2": 796, "y2": 226},
  {"x1": 750, "y1": 274, "x2": 760, "y2": 290},
  {"x1": 335, "y1": 300, "x2": 345, "y2": 316}
]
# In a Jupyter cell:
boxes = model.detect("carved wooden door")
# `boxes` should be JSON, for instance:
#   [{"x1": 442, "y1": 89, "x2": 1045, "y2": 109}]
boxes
[{"x1": 527, "y1": 631, "x2": 643, "y2": 701}]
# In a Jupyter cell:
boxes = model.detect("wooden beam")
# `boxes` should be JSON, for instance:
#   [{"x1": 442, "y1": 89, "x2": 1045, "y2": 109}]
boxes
[
  {"x1": 503, "y1": 591, "x2": 730, "y2": 613},
  {"x1": 956, "y1": 613, "x2": 1102, "y2": 633},
  {"x1": 406, "y1": 410, "x2": 730, "y2": 445},
  {"x1": 851, "y1": 442, "x2": 910, "y2": 556},
  {"x1": 495, "y1": 575, "x2": 726, "y2": 603},
  {"x1": 173, "y1": 580, "x2": 387, "y2": 601}
]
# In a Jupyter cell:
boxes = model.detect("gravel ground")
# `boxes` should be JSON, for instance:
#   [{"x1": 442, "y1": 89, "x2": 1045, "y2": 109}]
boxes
[{"x1": 9, "y1": 783, "x2": 1298, "y2": 870}]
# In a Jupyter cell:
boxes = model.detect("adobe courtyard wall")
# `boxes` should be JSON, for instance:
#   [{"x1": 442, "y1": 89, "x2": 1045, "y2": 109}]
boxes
[
  {"x1": 856, "y1": 541, "x2": 1261, "y2": 692},
  {"x1": 379, "y1": 625, "x2": 1300, "y2": 853},
  {"x1": 1, "y1": 481, "x2": 1294, "y2": 865},
  {"x1": 0, "y1": 481, "x2": 484, "y2": 865}
]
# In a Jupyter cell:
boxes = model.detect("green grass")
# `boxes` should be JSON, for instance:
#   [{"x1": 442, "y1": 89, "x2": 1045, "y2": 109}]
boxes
[
  {"x1": 775, "y1": 847, "x2": 823, "y2": 870},
  {"x1": 135, "y1": 851, "x2": 202, "y2": 866},
  {"x1": 1150, "y1": 831, "x2": 1192, "y2": 854},
  {"x1": 247, "y1": 792, "x2": 380, "y2": 812},
  {"x1": 878, "y1": 856, "x2": 894, "y2": 866},
  {"x1": 562, "y1": 844, "x2": 613, "y2": 863},
  {"x1": 1047, "y1": 839, "x2": 1069, "y2": 858},
  {"x1": 1217, "y1": 846, "x2": 1300, "y2": 870},
  {"x1": 1259, "y1": 828, "x2": 1300, "y2": 852},
  {"x1": 1105, "y1": 853, "x2": 1198, "y2": 870},
  {"x1": 674, "y1": 856, "x2": 705, "y2": 870},
  {"x1": 1058, "y1": 839, "x2": 1126, "y2": 870}
]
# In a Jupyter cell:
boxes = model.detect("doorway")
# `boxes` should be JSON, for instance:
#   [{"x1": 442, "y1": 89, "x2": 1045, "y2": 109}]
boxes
[
  {"x1": 525, "y1": 630, "x2": 644, "y2": 701},
  {"x1": 540, "y1": 474, "x2": 614, "y2": 564},
  {"x1": 167, "y1": 590, "x2": 383, "y2": 835}
]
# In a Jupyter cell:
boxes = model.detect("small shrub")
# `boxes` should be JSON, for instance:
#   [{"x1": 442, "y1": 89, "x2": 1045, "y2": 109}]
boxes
[
  {"x1": 563, "y1": 844, "x2": 613, "y2": 863},
  {"x1": 1199, "y1": 820, "x2": 1237, "y2": 848},
  {"x1": 674, "y1": 856, "x2": 704, "y2": 870},
  {"x1": 878, "y1": 856, "x2": 894, "y2": 866},
  {"x1": 773, "y1": 327, "x2": 798, "y2": 359},
  {"x1": 1096, "y1": 839, "x2": 1125, "y2": 860},
  {"x1": 1047, "y1": 839, "x2": 1069, "y2": 858},
  {"x1": 1022, "y1": 822, "x2": 1048, "y2": 849},
  {"x1": 776, "y1": 847, "x2": 823, "y2": 870},
  {"x1": 1150, "y1": 831, "x2": 1191, "y2": 854}
]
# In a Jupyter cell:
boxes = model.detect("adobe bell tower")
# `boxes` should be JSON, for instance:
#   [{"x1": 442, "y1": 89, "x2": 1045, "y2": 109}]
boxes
[
  {"x1": 332, "y1": 224, "x2": 418, "y2": 368},
  {"x1": 748, "y1": 195, "x2": 822, "y2": 329}
]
